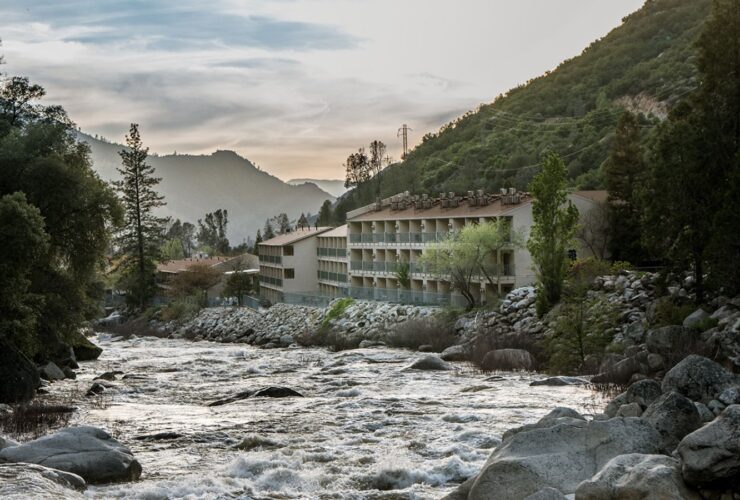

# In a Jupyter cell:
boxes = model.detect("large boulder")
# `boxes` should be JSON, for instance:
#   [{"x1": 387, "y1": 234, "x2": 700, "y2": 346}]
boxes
[
  {"x1": 466, "y1": 417, "x2": 662, "y2": 499},
  {"x1": 677, "y1": 404, "x2": 740, "y2": 490},
  {"x1": 591, "y1": 356, "x2": 643, "y2": 384},
  {"x1": 0, "y1": 339, "x2": 41, "y2": 403},
  {"x1": 502, "y1": 407, "x2": 586, "y2": 441},
  {"x1": 683, "y1": 308, "x2": 710, "y2": 329},
  {"x1": 39, "y1": 362, "x2": 66, "y2": 381},
  {"x1": 530, "y1": 377, "x2": 588, "y2": 387},
  {"x1": 0, "y1": 426, "x2": 141, "y2": 484},
  {"x1": 624, "y1": 379, "x2": 662, "y2": 409},
  {"x1": 481, "y1": 349, "x2": 535, "y2": 371},
  {"x1": 524, "y1": 487, "x2": 567, "y2": 500},
  {"x1": 0, "y1": 463, "x2": 86, "y2": 499},
  {"x1": 661, "y1": 355, "x2": 736, "y2": 403},
  {"x1": 440, "y1": 344, "x2": 469, "y2": 362},
  {"x1": 645, "y1": 325, "x2": 692, "y2": 357},
  {"x1": 405, "y1": 355, "x2": 452, "y2": 371},
  {"x1": 641, "y1": 392, "x2": 702, "y2": 453},
  {"x1": 575, "y1": 454, "x2": 700, "y2": 500},
  {"x1": 68, "y1": 330, "x2": 103, "y2": 361}
]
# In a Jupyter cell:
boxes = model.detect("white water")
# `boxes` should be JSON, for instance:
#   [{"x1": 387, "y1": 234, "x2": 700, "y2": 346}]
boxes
[{"x1": 46, "y1": 334, "x2": 602, "y2": 499}]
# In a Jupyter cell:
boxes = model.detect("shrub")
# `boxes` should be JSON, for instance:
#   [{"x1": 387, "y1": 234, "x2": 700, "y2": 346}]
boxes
[
  {"x1": 97, "y1": 316, "x2": 167, "y2": 339},
  {"x1": 385, "y1": 318, "x2": 457, "y2": 352},
  {"x1": 322, "y1": 298, "x2": 355, "y2": 327},
  {"x1": 1, "y1": 403, "x2": 75, "y2": 439},
  {"x1": 610, "y1": 261, "x2": 633, "y2": 274},
  {"x1": 650, "y1": 299, "x2": 696, "y2": 328},
  {"x1": 295, "y1": 326, "x2": 360, "y2": 352},
  {"x1": 160, "y1": 297, "x2": 201, "y2": 322}
]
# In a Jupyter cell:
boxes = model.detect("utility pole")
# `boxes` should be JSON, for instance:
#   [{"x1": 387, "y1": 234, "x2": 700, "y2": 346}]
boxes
[{"x1": 397, "y1": 124, "x2": 412, "y2": 159}]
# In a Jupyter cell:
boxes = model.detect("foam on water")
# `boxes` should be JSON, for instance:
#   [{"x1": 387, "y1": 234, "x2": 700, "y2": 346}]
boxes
[{"x1": 39, "y1": 334, "x2": 605, "y2": 499}]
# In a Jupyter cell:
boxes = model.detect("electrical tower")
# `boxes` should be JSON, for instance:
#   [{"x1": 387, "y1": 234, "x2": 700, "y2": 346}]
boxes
[{"x1": 397, "y1": 124, "x2": 412, "y2": 159}]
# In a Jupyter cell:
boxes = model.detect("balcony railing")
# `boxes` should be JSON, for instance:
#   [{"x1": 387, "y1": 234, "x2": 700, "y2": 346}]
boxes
[
  {"x1": 318, "y1": 271, "x2": 348, "y2": 283},
  {"x1": 259, "y1": 275, "x2": 283, "y2": 287},
  {"x1": 317, "y1": 247, "x2": 347, "y2": 258},
  {"x1": 259, "y1": 254, "x2": 282, "y2": 265}
]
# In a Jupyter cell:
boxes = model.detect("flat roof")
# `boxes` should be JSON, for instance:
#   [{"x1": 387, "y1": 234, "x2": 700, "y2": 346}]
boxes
[
  {"x1": 260, "y1": 227, "x2": 333, "y2": 246},
  {"x1": 157, "y1": 254, "x2": 255, "y2": 274},
  {"x1": 318, "y1": 224, "x2": 348, "y2": 238}
]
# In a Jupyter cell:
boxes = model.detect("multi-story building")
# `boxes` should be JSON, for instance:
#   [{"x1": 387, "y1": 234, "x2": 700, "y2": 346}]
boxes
[
  {"x1": 316, "y1": 224, "x2": 349, "y2": 298},
  {"x1": 258, "y1": 227, "x2": 332, "y2": 304},
  {"x1": 345, "y1": 189, "x2": 607, "y2": 306}
]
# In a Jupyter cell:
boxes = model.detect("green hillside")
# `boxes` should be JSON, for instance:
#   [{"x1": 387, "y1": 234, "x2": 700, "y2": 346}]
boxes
[{"x1": 336, "y1": 0, "x2": 709, "y2": 218}]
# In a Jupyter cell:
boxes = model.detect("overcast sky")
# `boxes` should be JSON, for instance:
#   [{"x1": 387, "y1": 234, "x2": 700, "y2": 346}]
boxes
[{"x1": 0, "y1": 0, "x2": 644, "y2": 180}]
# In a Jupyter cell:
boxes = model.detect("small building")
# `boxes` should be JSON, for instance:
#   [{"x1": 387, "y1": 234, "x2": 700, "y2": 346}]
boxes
[
  {"x1": 316, "y1": 224, "x2": 349, "y2": 298},
  {"x1": 156, "y1": 254, "x2": 259, "y2": 300},
  {"x1": 258, "y1": 227, "x2": 333, "y2": 304}
]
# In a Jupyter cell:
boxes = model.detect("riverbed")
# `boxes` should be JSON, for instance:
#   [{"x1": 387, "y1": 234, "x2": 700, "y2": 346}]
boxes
[{"x1": 47, "y1": 334, "x2": 602, "y2": 499}]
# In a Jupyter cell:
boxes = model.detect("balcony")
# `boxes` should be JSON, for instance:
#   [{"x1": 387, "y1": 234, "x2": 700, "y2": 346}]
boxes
[
  {"x1": 259, "y1": 275, "x2": 283, "y2": 287},
  {"x1": 259, "y1": 254, "x2": 282, "y2": 265},
  {"x1": 317, "y1": 247, "x2": 347, "y2": 258},
  {"x1": 318, "y1": 271, "x2": 348, "y2": 284}
]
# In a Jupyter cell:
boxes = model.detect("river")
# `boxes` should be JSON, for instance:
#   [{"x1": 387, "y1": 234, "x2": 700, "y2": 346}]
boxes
[{"x1": 47, "y1": 333, "x2": 602, "y2": 499}]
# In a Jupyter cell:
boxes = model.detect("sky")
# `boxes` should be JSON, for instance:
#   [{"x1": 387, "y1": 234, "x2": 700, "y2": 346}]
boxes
[{"x1": 0, "y1": 0, "x2": 644, "y2": 181}]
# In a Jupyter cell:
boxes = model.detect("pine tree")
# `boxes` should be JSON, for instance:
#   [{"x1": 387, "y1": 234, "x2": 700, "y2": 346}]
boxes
[
  {"x1": 254, "y1": 229, "x2": 262, "y2": 248},
  {"x1": 527, "y1": 153, "x2": 580, "y2": 316},
  {"x1": 263, "y1": 219, "x2": 275, "y2": 240},
  {"x1": 605, "y1": 111, "x2": 646, "y2": 263},
  {"x1": 276, "y1": 213, "x2": 290, "y2": 234},
  {"x1": 317, "y1": 200, "x2": 333, "y2": 226},
  {"x1": 115, "y1": 123, "x2": 166, "y2": 310}
]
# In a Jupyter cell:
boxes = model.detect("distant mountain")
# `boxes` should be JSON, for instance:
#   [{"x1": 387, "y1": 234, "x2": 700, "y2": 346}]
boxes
[
  {"x1": 79, "y1": 132, "x2": 334, "y2": 244},
  {"x1": 336, "y1": 0, "x2": 710, "y2": 218},
  {"x1": 287, "y1": 178, "x2": 347, "y2": 198}
]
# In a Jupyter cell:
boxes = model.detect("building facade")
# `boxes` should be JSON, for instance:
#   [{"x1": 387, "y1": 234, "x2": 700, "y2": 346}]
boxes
[
  {"x1": 258, "y1": 227, "x2": 332, "y2": 303},
  {"x1": 316, "y1": 225, "x2": 349, "y2": 298},
  {"x1": 344, "y1": 189, "x2": 606, "y2": 306}
]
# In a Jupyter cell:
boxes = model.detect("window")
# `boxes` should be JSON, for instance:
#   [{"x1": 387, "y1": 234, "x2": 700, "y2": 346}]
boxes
[
  {"x1": 283, "y1": 246, "x2": 294, "y2": 256},
  {"x1": 284, "y1": 268, "x2": 295, "y2": 279}
]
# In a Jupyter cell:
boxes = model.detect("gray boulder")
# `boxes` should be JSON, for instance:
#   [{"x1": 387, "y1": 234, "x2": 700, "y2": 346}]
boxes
[
  {"x1": 0, "y1": 340, "x2": 40, "y2": 403},
  {"x1": 0, "y1": 463, "x2": 86, "y2": 499},
  {"x1": 683, "y1": 308, "x2": 710, "y2": 329},
  {"x1": 591, "y1": 356, "x2": 642, "y2": 384},
  {"x1": 661, "y1": 355, "x2": 735, "y2": 403},
  {"x1": 642, "y1": 391, "x2": 702, "y2": 453},
  {"x1": 530, "y1": 376, "x2": 587, "y2": 387},
  {"x1": 467, "y1": 417, "x2": 662, "y2": 499},
  {"x1": 440, "y1": 344, "x2": 469, "y2": 362},
  {"x1": 604, "y1": 392, "x2": 628, "y2": 418},
  {"x1": 0, "y1": 426, "x2": 141, "y2": 484},
  {"x1": 39, "y1": 362, "x2": 66, "y2": 381},
  {"x1": 405, "y1": 355, "x2": 452, "y2": 371},
  {"x1": 502, "y1": 407, "x2": 586, "y2": 441},
  {"x1": 616, "y1": 403, "x2": 642, "y2": 418},
  {"x1": 677, "y1": 404, "x2": 740, "y2": 490},
  {"x1": 624, "y1": 379, "x2": 662, "y2": 409},
  {"x1": 645, "y1": 325, "x2": 691, "y2": 356},
  {"x1": 0, "y1": 436, "x2": 19, "y2": 450},
  {"x1": 694, "y1": 402, "x2": 715, "y2": 423},
  {"x1": 717, "y1": 385, "x2": 740, "y2": 405},
  {"x1": 575, "y1": 454, "x2": 699, "y2": 500},
  {"x1": 524, "y1": 487, "x2": 567, "y2": 500},
  {"x1": 481, "y1": 349, "x2": 535, "y2": 371}
]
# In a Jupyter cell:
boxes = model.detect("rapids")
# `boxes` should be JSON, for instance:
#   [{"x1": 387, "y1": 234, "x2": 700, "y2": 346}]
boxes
[{"x1": 47, "y1": 334, "x2": 603, "y2": 499}]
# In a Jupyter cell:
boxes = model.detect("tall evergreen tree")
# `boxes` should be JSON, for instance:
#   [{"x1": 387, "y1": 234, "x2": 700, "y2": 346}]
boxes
[
  {"x1": 317, "y1": 199, "x2": 333, "y2": 226},
  {"x1": 527, "y1": 153, "x2": 580, "y2": 316},
  {"x1": 115, "y1": 124, "x2": 166, "y2": 310},
  {"x1": 263, "y1": 219, "x2": 275, "y2": 240},
  {"x1": 605, "y1": 111, "x2": 646, "y2": 263},
  {"x1": 275, "y1": 213, "x2": 291, "y2": 234}
]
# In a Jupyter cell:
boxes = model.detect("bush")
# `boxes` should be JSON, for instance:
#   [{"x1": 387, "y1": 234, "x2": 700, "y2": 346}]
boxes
[
  {"x1": 385, "y1": 318, "x2": 457, "y2": 352},
  {"x1": 295, "y1": 326, "x2": 360, "y2": 352},
  {"x1": 160, "y1": 297, "x2": 201, "y2": 322},
  {"x1": 1, "y1": 403, "x2": 75, "y2": 439},
  {"x1": 97, "y1": 316, "x2": 167, "y2": 339},
  {"x1": 650, "y1": 299, "x2": 696, "y2": 328},
  {"x1": 322, "y1": 298, "x2": 354, "y2": 327}
]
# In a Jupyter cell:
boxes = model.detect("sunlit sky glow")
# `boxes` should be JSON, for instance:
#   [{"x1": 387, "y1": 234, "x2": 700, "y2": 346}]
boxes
[{"x1": 0, "y1": 0, "x2": 644, "y2": 180}]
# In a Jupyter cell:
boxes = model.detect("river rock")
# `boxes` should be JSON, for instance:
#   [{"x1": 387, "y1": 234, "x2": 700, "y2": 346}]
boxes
[
  {"x1": 694, "y1": 402, "x2": 714, "y2": 423},
  {"x1": 624, "y1": 378, "x2": 662, "y2": 409},
  {"x1": 502, "y1": 407, "x2": 586, "y2": 441},
  {"x1": 0, "y1": 436, "x2": 19, "y2": 450},
  {"x1": 0, "y1": 339, "x2": 40, "y2": 403},
  {"x1": 0, "y1": 426, "x2": 141, "y2": 484},
  {"x1": 405, "y1": 355, "x2": 452, "y2": 371},
  {"x1": 530, "y1": 376, "x2": 587, "y2": 387},
  {"x1": 523, "y1": 487, "x2": 567, "y2": 500},
  {"x1": 575, "y1": 454, "x2": 700, "y2": 500},
  {"x1": 683, "y1": 308, "x2": 710, "y2": 329},
  {"x1": 440, "y1": 344, "x2": 469, "y2": 362},
  {"x1": 480, "y1": 349, "x2": 535, "y2": 371},
  {"x1": 717, "y1": 385, "x2": 740, "y2": 405},
  {"x1": 645, "y1": 325, "x2": 691, "y2": 356},
  {"x1": 616, "y1": 403, "x2": 642, "y2": 417},
  {"x1": 68, "y1": 330, "x2": 103, "y2": 361},
  {"x1": 641, "y1": 391, "x2": 702, "y2": 453},
  {"x1": 661, "y1": 355, "x2": 735, "y2": 403},
  {"x1": 208, "y1": 386, "x2": 304, "y2": 406},
  {"x1": 0, "y1": 463, "x2": 86, "y2": 499},
  {"x1": 39, "y1": 362, "x2": 66, "y2": 381},
  {"x1": 467, "y1": 417, "x2": 662, "y2": 499},
  {"x1": 677, "y1": 404, "x2": 740, "y2": 490}
]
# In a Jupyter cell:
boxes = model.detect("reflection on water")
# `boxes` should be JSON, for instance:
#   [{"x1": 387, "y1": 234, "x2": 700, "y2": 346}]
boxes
[{"x1": 49, "y1": 334, "x2": 601, "y2": 499}]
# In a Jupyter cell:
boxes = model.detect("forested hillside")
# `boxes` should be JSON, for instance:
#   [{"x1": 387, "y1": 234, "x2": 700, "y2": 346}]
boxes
[{"x1": 336, "y1": 0, "x2": 709, "y2": 218}]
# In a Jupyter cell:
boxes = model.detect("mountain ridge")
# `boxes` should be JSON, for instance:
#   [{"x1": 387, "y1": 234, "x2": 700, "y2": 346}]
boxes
[{"x1": 79, "y1": 132, "x2": 334, "y2": 243}]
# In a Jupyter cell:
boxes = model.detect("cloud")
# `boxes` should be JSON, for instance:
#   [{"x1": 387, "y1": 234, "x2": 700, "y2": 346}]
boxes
[{"x1": 1, "y1": 1, "x2": 358, "y2": 51}]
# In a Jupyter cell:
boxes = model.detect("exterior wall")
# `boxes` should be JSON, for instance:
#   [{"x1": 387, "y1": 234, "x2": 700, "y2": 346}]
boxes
[
  {"x1": 258, "y1": 235, "x2": 322, "y2": 302},
  {"x1": 317, "y1": 233, "x2": 349, "y2": 298}
]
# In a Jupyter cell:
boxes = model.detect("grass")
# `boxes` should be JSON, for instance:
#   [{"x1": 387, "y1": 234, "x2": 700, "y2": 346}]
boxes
[{"x1": 1, "y1": 403, "x2": 76, "y2": 440}]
